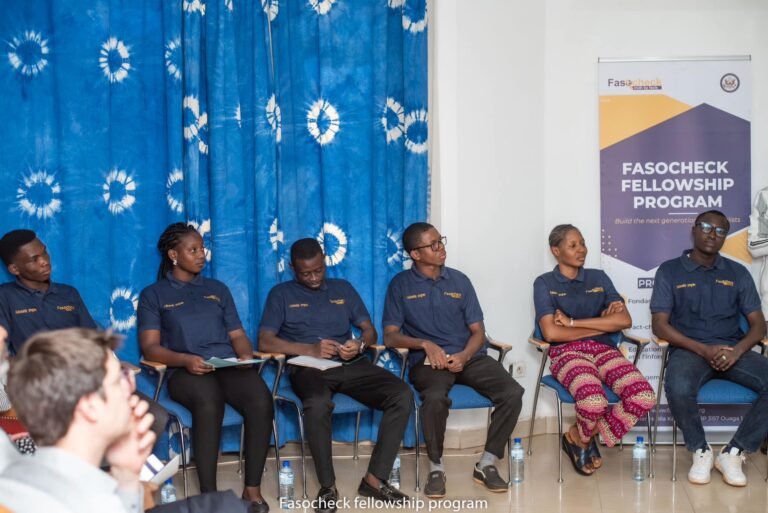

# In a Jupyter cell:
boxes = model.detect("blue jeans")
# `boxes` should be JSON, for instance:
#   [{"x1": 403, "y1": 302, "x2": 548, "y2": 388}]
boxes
[{"x1": 665, "y1": 348, "x2": 768, "y2": 453}]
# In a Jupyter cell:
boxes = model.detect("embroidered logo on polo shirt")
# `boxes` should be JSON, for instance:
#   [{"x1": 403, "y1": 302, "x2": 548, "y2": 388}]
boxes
[
  {"x1": 289, "y1": 303, "x2": 309, "y2": 308},
  {"x1": 443, "y1": 292, "x2": 462, "y2": 299},
  {"x1": 329, "y1": 299, "x2": 345, "y2": 305},
  {"x1": 405, "y1": 293, "x2": 426, "y2": 300},
  {"x1": 204, "y1": 295, "x2": 221, "y2": 302},
  {"x1": 585, "y1": 287, "x2": 604, "y2": 294},
  {"x1": 549, "y1": 291, "x2": 566, "y2": 297},
  {"x1": 163, "y1": 301, "x2": 185, "y2": 309},
  {"x1": 715, "y1": 279, "x2": 734, "y2": 287},
  {"x1": 675, "y1": 283, "x2": 697, "y2": 289},
  {"x1": 14, "y1": 307, "x2": 38, "y2": 315},
  {"x1": 56, "y1": 305, "x2": 75, "y2": 312}
]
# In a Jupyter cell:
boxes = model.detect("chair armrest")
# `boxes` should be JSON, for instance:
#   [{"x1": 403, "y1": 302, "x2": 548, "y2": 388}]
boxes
[
  {"x1": 759, "y1": 337, "x2": 768, "y2": 356},
  {"x1": 527, "y1": 336, "x2": 550, "y2": 351},
  {"x1": 384, "y1": 347, "x2": 410, "y2": 380},
  {"x1": 365, "y1": 344, "x2": 387, "y2": 365},
  {"x1": 139, "y1": 359, "x2": 167, "y2": 402},
  {"x1": 259, "y1": 352, "x2": 287, "y2": 397},
  {"x1": 120, "y1": 361, "x2": 141, "y2": 375},
  {"x1": 620, "y1": 330, "x2": 650, "y2": 348},
  {"x1": 485, "y1": 332, "x2": 512, "y2": 364}
]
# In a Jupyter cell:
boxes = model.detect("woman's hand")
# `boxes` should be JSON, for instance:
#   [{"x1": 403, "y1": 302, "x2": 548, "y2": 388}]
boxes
[
  {"x1": 553, "y1": 309, "x2": 571, "y2": 327},
  {"x1": 184, "y1": 354, "x2": 214, "y2": 375}
]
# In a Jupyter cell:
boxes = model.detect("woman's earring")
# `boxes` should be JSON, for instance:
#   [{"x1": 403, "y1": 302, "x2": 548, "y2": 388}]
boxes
[{"x1": 172, "y1": 259, "x2": 178, "y2": 266}]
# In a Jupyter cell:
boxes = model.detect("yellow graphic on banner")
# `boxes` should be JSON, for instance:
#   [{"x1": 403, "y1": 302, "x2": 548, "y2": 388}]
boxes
[
  {"x1": 599, "y1": 95, "x2": 691, "y2": 150},
  {"x1": 721, "y1": 229, "x2": 751, "y2": 264}
]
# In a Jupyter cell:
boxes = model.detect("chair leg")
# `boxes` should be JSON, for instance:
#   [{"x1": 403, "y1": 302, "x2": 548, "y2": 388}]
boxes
[
  {"x1": 295, "y1": 405, "x2": 308, "y2": 499},
  {"x1": 239, "y1": 425, "x2": 245, "y2": 477},
  {"x1": 354, "y1": 411, "x2": 361, "y2": 460},
  {"x1": 646, "y1": 411, "x2": 654, "y2": 478},
  {"x1": 528, "y1": 353, "x2": 549, "y2": 456},
  {"x1": 671, "y1": 420, "x2": 677, "y2": 482},
  {"x1": 507, "y1": 436, "x2": 513, "y2": 485},
  {"x1": 272, "y1": 418, "x2": 281, "y2": 499},
  {"x1": 414, "y1": 404, "x2": 421, "y2": 492},
  {"x1": 556, "y1": 396, "x2": 564, "y2": 483},
  {"x1": 176, "y1": 418, "x2": 189, "y2": 498}
]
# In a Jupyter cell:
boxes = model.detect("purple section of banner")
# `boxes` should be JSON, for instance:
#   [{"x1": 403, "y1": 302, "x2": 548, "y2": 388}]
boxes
[{"x1": 600, "y1": 103, "x2": 750, "y2": 271}]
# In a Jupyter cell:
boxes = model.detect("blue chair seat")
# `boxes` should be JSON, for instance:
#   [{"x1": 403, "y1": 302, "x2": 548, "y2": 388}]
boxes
[
  {"x1": 697, "y1": 379, "x2": 757, "y2": 404},
  {"x1": 413, "y1": 384, "x2": 493, "y2": 409},
  {"x1": 541, "y1": 374, "x2": 621, "y2": 403}
]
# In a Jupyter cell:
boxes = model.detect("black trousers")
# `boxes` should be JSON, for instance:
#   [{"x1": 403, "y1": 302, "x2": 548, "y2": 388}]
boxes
[
  {"x1": 168, "y1": 367, "x2": 274, "y2": 492},
  {"x1": 290, "y1": 359, "x2": 413, "y2": 487},
  {"x1": 410, "y1": 355, "x2": 524, "y2": 463}
]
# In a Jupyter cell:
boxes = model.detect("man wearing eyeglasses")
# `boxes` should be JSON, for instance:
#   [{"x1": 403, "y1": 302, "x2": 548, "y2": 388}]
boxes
[
  {"x1": 651, "y1": 209, "x2": 768, "y2": 487},
  {"x1": 383, "y1": 223, "x2": 524, "y2": 498}
]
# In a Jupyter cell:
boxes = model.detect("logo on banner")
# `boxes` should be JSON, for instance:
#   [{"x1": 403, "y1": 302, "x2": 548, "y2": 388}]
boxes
[
  {"x1": 606, "y1": 78, "x2": 662, "y2": 91},
  {"x1": 637, "y1": 278, "x2": 654, "y2": 289},
  {"x1": 720, "y1": 73, "x2": 740, "y2": 93}
]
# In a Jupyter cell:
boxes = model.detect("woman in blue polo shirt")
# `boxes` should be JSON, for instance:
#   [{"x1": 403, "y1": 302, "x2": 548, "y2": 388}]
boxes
[
  {"x1": 138, "y1": 223, "x2": 273, "y2": 511},
  {"x1": 533, "y1": 224, "x2": 655, "y2": 477}
]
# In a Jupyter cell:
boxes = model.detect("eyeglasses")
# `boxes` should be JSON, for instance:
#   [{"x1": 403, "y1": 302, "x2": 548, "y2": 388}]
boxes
[
  {"x1": 696, "y1": 221, "x2": 728, "y2": 238},
  {"x1": 412, "y1": 236, "x2": 447, "y2": 252}
]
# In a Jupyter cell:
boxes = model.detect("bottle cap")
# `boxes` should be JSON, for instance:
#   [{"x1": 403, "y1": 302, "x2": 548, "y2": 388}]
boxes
[
  {"x1": 514, "y1": 437, "x2": 522, "y2": 443},
  {"x1": 637, "y1": 436, "x2": 644, "y2": 443},
  {"x1": 282, "y1": 460, "x2": 291, "y2": 468}
]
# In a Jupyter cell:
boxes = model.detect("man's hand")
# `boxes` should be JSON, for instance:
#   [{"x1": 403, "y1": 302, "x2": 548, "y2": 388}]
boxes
[
  {"x1": 446, "y1": 352, "x2": 468, "y2": 373},
  {"x1": 710, "y1": 345, "x2": 742, "y2": 372},
  {"x1": 700, "y1": 344, "x2": 735, "y2": 371},
  {"x1": 312, "y1": 339, "x2": 341, "y2": 359},
  {"x1": 553, "y1": 309, "x2": 570, "y2": 327},
  {"x1": 106, "y1": 395, "x2": 156, "y2": 488},
  {"x1": 601, "y1": 301, "x2": 625, "y2": 317},
  {"x1": 184, "y1": 355, "x2": 215, "y2": 375},
  {"x1": 338, "y1": 340, "x2": 362, "y2": 361},
  {"x1": 422, "y1": 340, "x2": 449, "y2": 370},
  {"x1": 236, "y1": 353, "x2": 255, "y2": 370}
]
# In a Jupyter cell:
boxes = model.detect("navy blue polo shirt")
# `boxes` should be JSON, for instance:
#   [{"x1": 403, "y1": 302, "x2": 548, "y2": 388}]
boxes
[
  {"x1": 137, "y1": 273, "x2": 241, "y2": 360},
  {"x1": 259, "y1": 279, "x2": 370, "y2": 350},
  {"x1": 0, "y1": 280, "x2": 97, "y2": 354},
  {"x1": 382, "y1": 266, "x2": 485, "y2": 366},
  {"x1": 533, "y1": 267, "x2": 624, "y2": 347},
  {"x1": 650, "y1": 250, "x2": 761, "y2": 346}
]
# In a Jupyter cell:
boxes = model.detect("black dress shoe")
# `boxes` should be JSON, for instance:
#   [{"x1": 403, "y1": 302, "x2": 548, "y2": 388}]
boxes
[
  {"x1": 241, "y1": 492, "x2": 270, "y2": 513},
  {"x1": 357, "y1": 478, "x2": 409, "y2": 503},
  {"x1": 423, "y1": 470, "x2": 446, "y2": 498},
  {"x1": 472, "y1": 464, "x2": 508, "y2": 492},
  {"x1": 315, "y1": 486, "x2": 339, "y2": 513}
]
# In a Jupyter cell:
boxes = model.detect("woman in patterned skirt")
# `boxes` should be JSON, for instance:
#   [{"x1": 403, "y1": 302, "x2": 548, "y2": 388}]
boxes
[{"x1": 533, "y1": 224, "x2": 655, "y2": 476}]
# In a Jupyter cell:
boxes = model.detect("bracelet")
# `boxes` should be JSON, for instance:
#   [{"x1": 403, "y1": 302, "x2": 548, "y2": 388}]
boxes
[{"x1": 569, "y1": 317, "x2": 574, "y2": 327}]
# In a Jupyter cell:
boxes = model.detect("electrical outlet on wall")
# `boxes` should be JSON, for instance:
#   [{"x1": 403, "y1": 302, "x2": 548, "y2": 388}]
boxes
[{"x1": 512, "y1": 361, "x2": 526, "y2": 378}]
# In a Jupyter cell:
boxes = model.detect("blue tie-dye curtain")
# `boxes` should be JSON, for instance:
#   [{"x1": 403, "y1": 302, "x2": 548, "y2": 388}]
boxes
[{"x1": 1, "y1": 0, "x2": 427, "y2": 446}]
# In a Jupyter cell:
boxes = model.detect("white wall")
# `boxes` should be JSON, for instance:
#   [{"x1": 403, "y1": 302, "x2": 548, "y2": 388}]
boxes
[{"x1": 433, "y1": 0, "x2": 768, "y2": 430}]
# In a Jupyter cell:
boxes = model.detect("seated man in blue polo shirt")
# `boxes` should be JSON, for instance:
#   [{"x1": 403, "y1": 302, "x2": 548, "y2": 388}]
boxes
[
  {"x1": 259, "y1": 238, "x2": 412, "y2": 513},
  {"x1": 651, "y1": 210, "x2": 768, "y2": 487},
  {"x1": 0, "y1": 229, "x2": 167, "y2": 438},
  {"x1": 383, "y1": 222, "x2": 524, "y2": 497}
]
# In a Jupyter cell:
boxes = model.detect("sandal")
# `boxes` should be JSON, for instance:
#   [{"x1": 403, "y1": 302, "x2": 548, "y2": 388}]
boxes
[
  {"x1": 561, "y1": 433, "x2": 594, "y2": 476},
  {"x1": 587, "y1": 437, "x2": 603, "y2": 469}
]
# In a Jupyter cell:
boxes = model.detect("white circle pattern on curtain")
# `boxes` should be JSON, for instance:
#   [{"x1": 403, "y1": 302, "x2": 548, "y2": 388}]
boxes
[
  {"x1": 387, "y1": 0, "x2": 405, "y2": 7},
  {"x1": 316, "y1": 222, "x2": 347, "y2": 267},
  {"x1": 235, "y1": 104, "x2": 242, "y2": 128},
  {"x1": 166, "y1": 169, "x2": 184, "y2": 214},
  {"x1": 110, "y1": 287, "x2": 139, "y2": 332},
  {"x1": 381, "y1": 97, "x2": 405, "y2": 143},
  {"x1": 183, "y1": 95, "x2": 209, "y2": 155},
  {"x1": 99, "y1": 37, "x2": 131, "y2": 83},
  {"x1": 404, "y1": 109, "x2": 428, "y2": 154},
  {"x1": 269, "y1": 217, "x2": 285, "y2": 273},
  {"x1": 8, "y1": 31, "x2": 49, "y2": 77},
  {"x1": 307, "y1": 99, "x2": 340, "y2": 145},
  {"x1": 189, "y1": 218, "x2": 212, "y2": 261},
  {"x1": 164, "y1": 38, "x2": 182, "y2": 81},
  {"x1": 102, "y1": 168, "x2": 137, "y2": 214},
  {"x1": 402, "y1": 0, "x2": 428, "y2": 33},
  {"x1": 386, "y1": 228, "x2": 407, "y2": 269},
  {"x1": 266, "y1": 94, "x2": 282, "y2": 142},
  {"x1": 183, "y1": 0, "x2": 206, "y2": 15},
  {"x1": 309, "y1": 0, "x2": 336, "y2": 15},
  {"x1": 16, "y1": 170, "x2": 62, "y2": 219},
  {"x1": 262, "y1": 0, "x2": 279, "y2": 21}
]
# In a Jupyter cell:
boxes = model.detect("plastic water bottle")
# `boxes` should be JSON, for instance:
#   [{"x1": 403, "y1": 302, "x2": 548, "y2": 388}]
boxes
[
  {"x1": 632, "y1": 436, "x2": 648, "y2": 481},
  {"x1": 389, "y1": 454, "x2": 401, "y2": 489},
  {"x1": 510, "y1": 438, "x2": 525, "y2": 483},
  {"x1": 279, "y1": 460, "x2": 295, "y2": 508},
  {"x1": 159, "y1": 478, "x2": 177, "y2": 504}
]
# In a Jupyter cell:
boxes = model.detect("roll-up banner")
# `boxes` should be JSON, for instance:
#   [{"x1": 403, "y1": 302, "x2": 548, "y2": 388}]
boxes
[{"x1": 598, "y1": 57, "x2": 752, "y2": 442}]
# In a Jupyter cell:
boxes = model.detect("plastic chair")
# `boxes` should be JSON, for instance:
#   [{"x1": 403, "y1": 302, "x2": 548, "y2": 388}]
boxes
[
  {"x1": 264, "y1": 346, "x2": 387, "y2": 499},
  {"x1": 139, "y1": 352, "x2": 278, "y2": 498},
  {"x1": 390, "y1": 332, "x2": 513, "y2": 492},
  {"x1": 526, "y1": 325, "x2": 654, "y2": 482},
  {"x1": 652, "y1": 320, "x2": 768, "y2": 481}
]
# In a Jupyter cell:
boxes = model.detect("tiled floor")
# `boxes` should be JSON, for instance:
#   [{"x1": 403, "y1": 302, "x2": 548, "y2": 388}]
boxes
[{"x1": 173, "y1": 435, "x2": 768, "y2": 512}]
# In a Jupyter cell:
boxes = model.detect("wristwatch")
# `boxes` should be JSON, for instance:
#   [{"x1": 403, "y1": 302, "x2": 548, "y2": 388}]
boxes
[{"x1": 358, "y1": 339, "x2": 366, "y2": 354}]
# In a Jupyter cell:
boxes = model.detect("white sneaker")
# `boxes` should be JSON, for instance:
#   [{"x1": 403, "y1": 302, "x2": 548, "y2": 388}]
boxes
[
  {"x1": 688, "y1": 446, "x2": 713, "y2": 484},
  {"x1": 715, "y1": 446, "x2": 747, "y2": 487}
]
